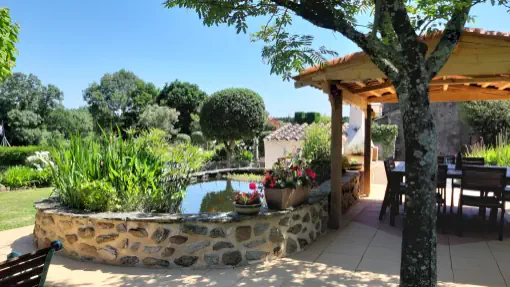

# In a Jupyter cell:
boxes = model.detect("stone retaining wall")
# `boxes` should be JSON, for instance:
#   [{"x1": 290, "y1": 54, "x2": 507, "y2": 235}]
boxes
[{"x1": 34, "y1": 194, "x2": 329, "y2": 269}]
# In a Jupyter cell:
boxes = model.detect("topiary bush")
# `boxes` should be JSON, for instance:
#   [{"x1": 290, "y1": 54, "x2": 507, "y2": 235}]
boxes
[
  {"x1": 191, "y1": 131, "x2": 205, "y2": 145},
  {"x1": 200, "y1": 88, "x2": 265, "y2": 166},
  {"x1": 306, "y1": 112, "x2": 321, "y2": 124},
  {"x1": 175, "y1": 133, "x2": 191, "y2": 144},
  {"x1": 294, "y1": 112, "x2": 306, "y2": 124},
  {"x1": 0, "y1": 146, "x2": 46, "y2": 167}
]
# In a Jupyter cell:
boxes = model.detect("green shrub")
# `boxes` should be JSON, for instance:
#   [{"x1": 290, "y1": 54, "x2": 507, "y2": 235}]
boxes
[
  {"x1": 305, "y1": 112, "x2": 321, "y2": 124},
  {"x1": 49, "y1": 130, "x2": 203, "y2": 213},
  {"x1": 0, "y1": 146, "x2": 46, "y2": 166},
  {"x1": 191, "y1": 131, "x2": 205, "y2": 145},
  {"x1": 303, "y1": 124, "x2": 330, "y2": 162},
  {"x1": 239, "y1": 150, "x2": 253, "y2": 162},
  {"x1": 372, "y1": 124, "x2": 398, "y2": 159},
  {"x1": 175, "y1": 133, "x2": 191, "y2": 144},
  {"x1": 0, "y1": 166, "x2": 52, "y2": 188},
  {"x1": 294, "y1": 112, "x2": 306, "y2": 124},
  {"x1": 468, "y1": 131, "x2": 510, "y2": 166}
]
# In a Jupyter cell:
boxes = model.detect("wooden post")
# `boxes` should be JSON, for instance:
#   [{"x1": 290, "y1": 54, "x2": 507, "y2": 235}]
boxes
[
  {"x1": 364, "y1": 104, "x2": 372, "y2": 197},
  {"x1": 326, "y1": 82, "x2": 343, "y2": 229}
]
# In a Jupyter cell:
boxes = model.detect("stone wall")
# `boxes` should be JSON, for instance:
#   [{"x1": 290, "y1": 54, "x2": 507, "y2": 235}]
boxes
[
  {"x1": 34, "y1": 195, "x2": 329, "y2": 269},
  {"x1": 378, "y1": 103, "x2": 472, "y2": 160}
]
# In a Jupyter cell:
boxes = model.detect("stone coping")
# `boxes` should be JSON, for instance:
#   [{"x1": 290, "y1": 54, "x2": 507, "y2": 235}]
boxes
[{"x1": 34, "y1": 186, "x2": 329, "y2": 224}]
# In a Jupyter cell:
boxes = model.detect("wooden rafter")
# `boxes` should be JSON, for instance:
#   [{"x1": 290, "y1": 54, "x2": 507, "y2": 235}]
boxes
[{"x1": 498, "y1": 83, "x2": 510, "y2": 90}]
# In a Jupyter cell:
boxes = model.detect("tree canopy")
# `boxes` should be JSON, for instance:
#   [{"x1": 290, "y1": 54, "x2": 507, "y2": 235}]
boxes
[
  {"x1": 83, "y1": 69, "x2": 157, "y2": 130},
  {"x1": 156, "y1": 80, "x2": 207, "y2": 134},
  {"x1": 461, "y1": 101, "x2": 510, "y2": 144},
  {"x1": 200, "y1": 88, "x2": 265, "y2": 165},
  {"x1": 0, "y1": 8, "x2": 19, "y2": 82},
  {"x1": 46, "y1": 107, "x2": 94, "y2": 138},
  {"x1": 0, "y1": 73, "x2": 63, "y2": 145},
  {"x1": 138, "y1": 104, "x2": 180, "y2": 135}
]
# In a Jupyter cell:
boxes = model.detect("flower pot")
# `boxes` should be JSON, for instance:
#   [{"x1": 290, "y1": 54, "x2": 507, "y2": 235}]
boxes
[
  {"x1": 264, "y1": 185, "x2": 310, "y2": 210},
  {"x1": 234, "y1": 203, "x2": 262, "y2": 215}
]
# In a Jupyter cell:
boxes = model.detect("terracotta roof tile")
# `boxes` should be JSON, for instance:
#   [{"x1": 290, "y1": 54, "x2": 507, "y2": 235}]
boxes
[{"x1": 264, "y1": 123, "x2": 348, "y2": 141}]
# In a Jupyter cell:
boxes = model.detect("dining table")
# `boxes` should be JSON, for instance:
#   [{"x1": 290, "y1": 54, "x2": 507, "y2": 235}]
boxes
[{"x1": 391, "y1": 162, "x2": 510, "y2": 183}]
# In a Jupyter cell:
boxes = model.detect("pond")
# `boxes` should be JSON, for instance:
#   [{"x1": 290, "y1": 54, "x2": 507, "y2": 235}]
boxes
[{"x1": 181, "y1": 180, "x2": 264, "y2": 214}]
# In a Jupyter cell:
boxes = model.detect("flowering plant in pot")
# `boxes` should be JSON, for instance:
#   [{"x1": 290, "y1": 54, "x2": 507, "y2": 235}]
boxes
[
  {"x1": 263, "y1": 157, "x2": 317, "y2": 210},
  {"x1": 233, "y1": 182, "x2": 264, "y2": 215}
]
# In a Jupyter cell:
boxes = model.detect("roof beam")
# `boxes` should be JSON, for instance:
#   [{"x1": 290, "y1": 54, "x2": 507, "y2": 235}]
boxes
[{"x1": 498, "y1": 83, "x2": 510, "y2": 90}]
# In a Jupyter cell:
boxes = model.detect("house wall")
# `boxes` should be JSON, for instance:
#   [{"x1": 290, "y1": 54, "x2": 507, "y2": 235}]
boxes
[
  {"x1": 377, "y1": 102, "x2": 472, "y2": 160},
  {"x1": 264, "y1": 140, "x2": 303, "y2": 169}
]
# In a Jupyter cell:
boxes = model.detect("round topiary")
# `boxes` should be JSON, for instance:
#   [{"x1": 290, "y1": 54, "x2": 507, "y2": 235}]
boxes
[
  {"x1": 200, "y1": 88, "x2": 265, "y2": 144},
  {"x1": 191, "y1": 131, "x2": 205, "y2": 145},
  {"x1": 174, "y1": 133, "x2": 191, "y2": 144}
]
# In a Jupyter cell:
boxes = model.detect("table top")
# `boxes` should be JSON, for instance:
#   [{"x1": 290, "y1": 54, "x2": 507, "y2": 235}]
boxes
[{"x1": 392, "y1": 162, "x2": 510, "y2": 179}]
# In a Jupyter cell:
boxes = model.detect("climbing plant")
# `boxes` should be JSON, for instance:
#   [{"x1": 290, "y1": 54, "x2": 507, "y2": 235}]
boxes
[{"x1": 372, "y1": 124, "x2": 398, "y2": 159}]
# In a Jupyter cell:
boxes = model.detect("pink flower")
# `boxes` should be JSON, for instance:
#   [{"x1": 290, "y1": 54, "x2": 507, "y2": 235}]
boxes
[
  {"x1": 249, "y1": 182, "x2": 257, "y2": 190},
  {"x1": 297, "y1": 171, "x2": 303, "y2": 176},
  {"x1": 269, "y1": 182, "x2": 275, "y2": 188}
]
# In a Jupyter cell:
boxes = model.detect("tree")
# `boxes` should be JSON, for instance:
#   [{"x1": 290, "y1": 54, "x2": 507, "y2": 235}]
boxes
[
  {"x1": 83, "y1": 69, "x2": 156, "y2": 130},
  {"x1": 461, "y1": 101, "x2": 510, "y2": 144},
  {"x1": 165, "y1": 1, "x2": 509, "y2": 285},
  {"x1": 46, "y1": 107, "x2": 94, "y2": 138},
  {"x1": 0, "y1": 73, "x2": 63, "y2": 145},
  {"x1": 0, "y1": 8, "x2": 20, "y2": 82},
  {"x1": 156, "y1": 80, "x2": 207, "y2": 134},
  {"x1": 138, "y1": 104, "x2": 180, "y2": 135},
  {"x1": 200, "y1": 88, "x2": 265, "y2": 167}
]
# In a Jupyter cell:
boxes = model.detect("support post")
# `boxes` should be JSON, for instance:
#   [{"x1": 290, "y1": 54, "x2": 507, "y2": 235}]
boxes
[
  {"x1": 364, "y1": 104, "x2": 372, "y2": 197},
  {"x1": 326, "y1": 82, "x2": 343, "y2": 229}
]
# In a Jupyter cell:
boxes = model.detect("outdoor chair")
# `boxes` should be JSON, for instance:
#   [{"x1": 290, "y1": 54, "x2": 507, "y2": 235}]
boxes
[
  {"x1": 379, "y1": 157, "x2": 406, "y2": 226},
  {"x1": 437, "y1": 155, "x2": 445, "y2": 164},
  {"x1": 457, "y1": 166, "x2": 507, "y2": 241},
  {"x1": 437, "y1": 164, "x2": 448, "y2": 231},
  {"x1": 451, "y1": 157, "x2": 485, "y2": 213},
  {"x1": 0, "y1": 240, "x2": 62, "y2": 286}
]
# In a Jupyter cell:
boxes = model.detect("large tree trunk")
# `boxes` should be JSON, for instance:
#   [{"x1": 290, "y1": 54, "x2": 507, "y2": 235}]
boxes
[
  {"x1": 225, "y1": 140, "x2": 234, "y2": 168},
  {"x1": 397, "y1": 75, "x2": 438, "y2": 286}
]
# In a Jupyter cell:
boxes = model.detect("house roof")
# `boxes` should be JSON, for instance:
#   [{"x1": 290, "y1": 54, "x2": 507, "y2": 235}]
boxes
[{"x1": 264, "y1": 123, "x2": 348, "y2": 141}]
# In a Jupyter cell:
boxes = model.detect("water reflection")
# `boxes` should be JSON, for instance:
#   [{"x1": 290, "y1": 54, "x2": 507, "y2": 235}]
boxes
[{"x1": 182, "y1": 179, "x2": 251, "y2": 214}]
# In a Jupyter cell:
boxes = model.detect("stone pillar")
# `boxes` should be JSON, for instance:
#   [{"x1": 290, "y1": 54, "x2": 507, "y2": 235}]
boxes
[
  {"x1": 364, "y1": 104, "x2": 372, "y2": 197},
  {"x1": 325, "y1": 82, "x2": 343, "y2": 229}
]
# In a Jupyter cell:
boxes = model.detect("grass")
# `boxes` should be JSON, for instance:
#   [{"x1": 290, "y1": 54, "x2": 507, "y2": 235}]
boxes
[
  {"x1": 0, "y1": 187, "x2": 53, "y2": 231},
  {"x1": 224, "y1": 173, "x2": 263, "y2": 182},
  {"x1": 468, "y1": 132, "x2": 510, "y2": 166}
]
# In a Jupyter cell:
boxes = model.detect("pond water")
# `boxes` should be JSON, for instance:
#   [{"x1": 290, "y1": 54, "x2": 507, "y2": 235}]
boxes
[{"x1": 181, "y1": 180, "x2": 263, "y2": 214}]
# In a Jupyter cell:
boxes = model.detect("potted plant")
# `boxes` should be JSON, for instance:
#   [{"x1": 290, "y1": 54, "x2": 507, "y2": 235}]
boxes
[
  {"x1": 233, "y1": 182, "x2": 264, "y2": 215},
  {"x1": 347, "y1": 159, "x2": 363, "y2": 171},
  {"x1": 263, "y1": 157, "x2": 317, "y2": 210}
]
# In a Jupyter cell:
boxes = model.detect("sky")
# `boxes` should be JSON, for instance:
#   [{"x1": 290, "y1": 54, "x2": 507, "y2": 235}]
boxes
[{"x1": 3, "y1": 1, "x2": 510, "y2": 118}]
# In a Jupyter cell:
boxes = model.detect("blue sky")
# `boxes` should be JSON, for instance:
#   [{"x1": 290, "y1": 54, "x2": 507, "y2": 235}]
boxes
[{"x1": 3, "y1": 1, "x2": 509, "y2": 117}]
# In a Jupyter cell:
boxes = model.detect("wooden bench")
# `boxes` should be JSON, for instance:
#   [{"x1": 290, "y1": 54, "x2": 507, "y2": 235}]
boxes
[{"x1": 0, "y1": 240, "x2": 62, "y2": 287}]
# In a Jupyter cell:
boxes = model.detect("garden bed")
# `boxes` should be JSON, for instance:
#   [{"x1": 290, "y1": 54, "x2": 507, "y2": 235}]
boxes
[{"x1": 33, "y1": 188, "x2": 329, "y2": 269}]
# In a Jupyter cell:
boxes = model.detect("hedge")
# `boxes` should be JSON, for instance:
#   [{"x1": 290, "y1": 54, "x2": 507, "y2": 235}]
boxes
[
  {"x1": 294, "y1": 112, "x2": 306, "y2": 124},
  {"x1": 305, "y1": 112, "x2": 321, "y2": 124},
  {"x1": 0, "y1": 146, "x2": 46, "y2": 167},
  {"x1": 372, "y1": 124, "x2": 398, "y2": 159}
]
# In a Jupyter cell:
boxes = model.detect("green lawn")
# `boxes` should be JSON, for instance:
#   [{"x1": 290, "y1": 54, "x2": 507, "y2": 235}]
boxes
[{"x1": 0, "y1": 188, "x2": 53, "y2": 231}]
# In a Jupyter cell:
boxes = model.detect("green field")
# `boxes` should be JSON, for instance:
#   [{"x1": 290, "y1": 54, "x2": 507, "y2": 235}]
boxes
[{"x1": 0, "y1": 188, "x2": 53, "y2": 231}]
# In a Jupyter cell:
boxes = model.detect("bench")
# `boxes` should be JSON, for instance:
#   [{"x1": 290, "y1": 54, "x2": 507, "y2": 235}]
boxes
[{"x1": 0, "y1": 240, "x2": 62, "y2": 287}]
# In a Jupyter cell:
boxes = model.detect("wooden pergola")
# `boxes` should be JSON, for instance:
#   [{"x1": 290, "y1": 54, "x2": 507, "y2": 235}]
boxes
[{"x1": 292, "y1": 28, "x2": 510, "y2": 228}]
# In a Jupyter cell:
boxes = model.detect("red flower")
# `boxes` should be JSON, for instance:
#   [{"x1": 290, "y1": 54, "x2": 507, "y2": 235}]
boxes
[
  {"x1": 297, "y1": 171, "x2": 303, "y2": 176},
  {"x1": 249, "y1": 182, "x2": 257, "y2": 190},
  {"x1": 310, "y1": 172, "x2": 316, "y2": 179},
  {"x1": 269, "y1": 182, "x2": 275, "y2": 188}
]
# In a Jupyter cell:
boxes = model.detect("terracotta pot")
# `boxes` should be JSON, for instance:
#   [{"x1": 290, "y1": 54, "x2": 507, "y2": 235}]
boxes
[
  {"x1": 264, "y1": 185, "x2": 310, "y2": 210},
  {"x1": 234, "y1": 203, "x2": 262, "y2": 215}
]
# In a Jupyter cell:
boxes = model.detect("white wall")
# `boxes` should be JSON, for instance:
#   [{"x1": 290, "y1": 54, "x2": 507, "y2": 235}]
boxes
[{"x1": 264, "y1": 140, "x2": 303, "y2": 169}]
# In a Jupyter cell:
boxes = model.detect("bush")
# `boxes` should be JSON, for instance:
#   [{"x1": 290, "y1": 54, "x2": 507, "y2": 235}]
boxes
[
  {"x1": 0, "y1": 146, "x2": 46, "y2": 167},
  {"x1": 306, "y1": 112, "x2": 321, "y2": 124},
  {"x1": 461, "y1": 101, "x2": 510, "y2": 145},
  {"x1": 0, "y1": 166, "x2": 52, "y2": 188},
  {"x1": 49, "y1": 130, "x2": 202, "y2": 213},
  {"x1": 303, "y1": 124, "x2": 330, "y2": 162},
  {"x1": 294, "y1": 112, "x2": 306, "y2": 124},
  {"x1": 468, "y1": 131, "x2": 510, "y2": 166},
  {"x1": 372, "y1": 124, "x2": 398, "y2": 159},
  {"x1": 239, "y1": 150, "x2": 253, "y2": 162},
  {"x1": 175, "y1": 133, "x2": 191, "y2": 144},
  {"x1": 191, "y1": 131, "x2": 205, "y2": 145}
]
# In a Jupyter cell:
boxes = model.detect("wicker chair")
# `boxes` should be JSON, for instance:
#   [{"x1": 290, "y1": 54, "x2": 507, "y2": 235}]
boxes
[
  {"x1": 457, "y1": 166, "x2": 507, "y2": 240},
  {"x1": 451, "y1": 157, "x2": 485, "y2": 213}
]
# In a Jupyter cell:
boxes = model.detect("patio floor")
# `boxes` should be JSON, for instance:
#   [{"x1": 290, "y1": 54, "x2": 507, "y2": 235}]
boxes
[{"x1": 1, "y1": 184, "x2": 509, "y2": 287}]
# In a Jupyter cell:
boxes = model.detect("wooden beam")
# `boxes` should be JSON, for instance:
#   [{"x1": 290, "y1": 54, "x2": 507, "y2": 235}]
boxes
[
  {"x1": 335, "y1": 83, "x2": 368, "y2": 108},
  {"x1": 481, "y1": 83, "x2": 492, "y2": 88},
  {"x1": 443, "y1": 84, "x2": 449, "y2": 91},
  {"x1": 376, "y1": 78, "x2": 385, "y2": 84},
  {"x1": 364, "y1": 105, "x2": 372, "y2": 197},
  {"x1": 498, "y1": 83, "x2": 510, "y2": 90},
  {"x1": 325, "y1": 82, "x2": 343, "y2": 229},
  {"x1": 355, "y1": 81, "x2": 367, "y2": 87},
  {"x1": 350, "y1": 81, "x2": 394, "y2": 94},
  {"x1": 429, "y1": 76, "x2": 510, "y2": 85},
  {"x1": 368, "y1": 87, "x2": 510, "y2": 103}
]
